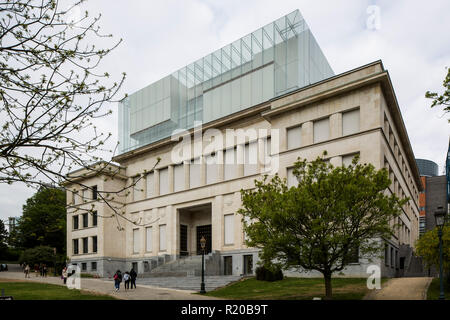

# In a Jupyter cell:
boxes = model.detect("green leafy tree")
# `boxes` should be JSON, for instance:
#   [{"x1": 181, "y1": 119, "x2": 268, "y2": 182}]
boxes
[
  {"x1": 19, "y1": 246, "x2": 57, "y2": 266},
  {"x1": 239, "y1": 154, "x2": 406, "y2": 299},
  {"x1": 425, "y1": 67, "x2": 450, "y2": 121},
  {"x1": 15, "y1": 187, "x2": 66, "y2": 253},
  {"x1": 416, "y1": 226, "x2": 450, "y2": 278}
]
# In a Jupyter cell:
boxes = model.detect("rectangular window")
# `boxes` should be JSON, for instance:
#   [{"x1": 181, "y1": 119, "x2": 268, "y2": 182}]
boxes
[
  {"x1": 263, "y1": 137, "x2": 271, "y2": 173},
  {"x1": 206, "y1": 154, "x2": 218, "y2": 184},
  {"x1": 243, "y1": 255, "x2": 254, "y2": 275},
  {"x1": 346, "y1": 246, "x2": 359, "y2": 264},
  {"x1": 133, "y1": 229, "x2": 140, "y2": 254},
  {"x1": 342, "y1": 109, "x2": 360, "y2": 136},
  {"x1": 342, "y1": 153, "x2": 359, "y2": 167},
  {"x1": 224, "y1": 148, "x2": 237, "y2": 180},
  {"x1": 173, "y1": 164, "x2": 185, "y2": 192},
  {"x1": 132, "y1": 176, "x2": 144, "y2": 201},
  {"x1": 81, "y1": 263, "x2": 87, "y2": 271},
  {"x1": 83, "y1": 237, "x2": 88, "y2": 254},
  {"x1": 73, "y1": 216, "x2": 79, "y2": 230},
  {"x1": 224, "y1": 214, "x2": 234, "y2": 245},
  {"x1": 390, "y1": 247, "x2": 394, "y2": 268},
  {"x1": 146, "y1": 172, "x2": 154, "y2": 198},
  {"x1": 82, "y1": 213, "x2": 88, "y2": 228},
  {"x1": 91, "y1": 262, "x2": 97, "y2": 271},
  {"x1": 287, "y1": 126, "x2": 302, "y2": 149},
  {"x1": 189, "y1": 159, "x2": 201, "y2": 188},
  {"x1": 92, "y1": 236, "x2": 97, "y2": 253},
  {"x1": 146, "y1": 227, "x2": 152, "y2": 252},
  {"x1": 244, "y1": 142, "x2": 258, "y2": 176},
  {"x1": 159, "y1": 225, "x2": 167, "y2": 251},
  {"x1": 82, "y1": 189, "x2": 89, "y2": 201},
  {"x1": 385, "y1": 244, "x2": 389, "y2": 266},
  {"x1": 92, "y1": 185, "x2": 98, "y2": 200},
  {"x1": 287, "y1": 167, "x2": 298, "y2": 188},
  {"x1": 159, "y1": 168, "x2": 169, "y2": 195},
  {"x1": 313, "y1": 118, "x2": 329, "y2": 143},
  {"x1": 73, "y1": 191, "x2": 79, "y2": 205},
  {"x1": 92, "y1": 211, "x2": 97, "y2": 227},
  {"x1": 224, "y1": 256, "x2": 233, "y2": 275},
  {"x1": 73, "y1": 239, "x2": 79, "y2": 255}
]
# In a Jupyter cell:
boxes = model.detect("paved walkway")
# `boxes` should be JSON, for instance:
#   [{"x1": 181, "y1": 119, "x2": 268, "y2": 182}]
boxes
[
  {"x1": 365, "y1": 277, "x2": 433, "y2": 300},
  {"x1": 0, "y1": 271, "x2": 220, "y2": 300}
]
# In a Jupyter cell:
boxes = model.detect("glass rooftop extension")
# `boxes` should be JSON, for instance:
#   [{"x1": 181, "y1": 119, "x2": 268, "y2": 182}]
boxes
[{"x1": 118, "y1": 10, "x2": 334, "y2": 154}]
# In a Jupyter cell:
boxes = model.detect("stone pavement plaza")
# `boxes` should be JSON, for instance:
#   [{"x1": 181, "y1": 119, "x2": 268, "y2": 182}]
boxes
[{"x1": 0, "y1": 269, "x2": 220, "y2": 300}]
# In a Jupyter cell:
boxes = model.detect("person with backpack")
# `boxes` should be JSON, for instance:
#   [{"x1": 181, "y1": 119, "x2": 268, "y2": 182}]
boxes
[
  {"x1": 129, "y1": 268, "x2": 137, "y2": 289},
  {"x1": 123, "y1": 271, "x2": 130, "y2": 290},
  {"x1": 113, "y1": 270, "x2": 122, "y2": 291}
]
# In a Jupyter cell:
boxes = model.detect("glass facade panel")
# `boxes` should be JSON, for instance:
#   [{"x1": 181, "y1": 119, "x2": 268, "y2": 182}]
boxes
[{"x1": 118, "y1": 10, "x2": 334, "y2": 154}]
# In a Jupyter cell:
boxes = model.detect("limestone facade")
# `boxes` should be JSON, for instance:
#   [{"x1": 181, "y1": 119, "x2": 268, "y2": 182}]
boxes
[{"x1": 66, "y1": 61, "x2": 422, "y2": 278}]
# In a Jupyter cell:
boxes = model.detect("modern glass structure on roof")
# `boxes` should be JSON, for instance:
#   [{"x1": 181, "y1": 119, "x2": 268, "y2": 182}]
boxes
[{"x1": 118, "y1": 10, "x2": 334, "y2": 154}]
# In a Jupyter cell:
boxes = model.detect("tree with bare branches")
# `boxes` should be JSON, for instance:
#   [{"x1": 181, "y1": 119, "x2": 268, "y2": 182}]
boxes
[{"x1": 0, "y1": 0, "x2": 156, "y2": 229}]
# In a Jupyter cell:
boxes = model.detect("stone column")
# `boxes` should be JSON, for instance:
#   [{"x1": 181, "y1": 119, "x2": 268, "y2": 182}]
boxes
[
  {"x1": 168, "y1": 165, "x2": 174, "y2": 193},
  {"x1": 168, "y1": 205, "x2": 178, "y2": 256},
  {"x1": 330, "y1": 113, "x2": 342, "y2": 139},
  {"x1": 184, "y1": 161, "x2": 190, "y2": 190},
  {"x1": 217, "y1": 150, "x2": 224, "y2": 182},
  {"x1": 154, "y1": 169, "x2": 160, "y2": 196},
  {"x1": 212, "y1": 195, "x2": 223, "y2": 251}
]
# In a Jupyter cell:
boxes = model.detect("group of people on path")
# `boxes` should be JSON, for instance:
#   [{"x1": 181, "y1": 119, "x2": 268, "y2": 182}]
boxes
[
  {"x1": 113, "y1": 268, "x2": 137, "y2": 292},
  {"x1": 21, "y1": 263, "x2": 48, "y2": 278}
]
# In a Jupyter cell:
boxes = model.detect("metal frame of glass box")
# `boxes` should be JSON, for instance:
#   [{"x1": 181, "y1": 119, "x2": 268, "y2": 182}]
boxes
[{"x1": 118, "y1": 10, "x2": 334, "y2": 154}]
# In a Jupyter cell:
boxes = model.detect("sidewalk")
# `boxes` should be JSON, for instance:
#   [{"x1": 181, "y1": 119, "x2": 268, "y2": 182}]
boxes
[
  {"x1": 0, "y1": 271, "x2": 220, "y2": 300},
  {"x1": 364, "y1": 277, "x2": 433, "y2": 300}
]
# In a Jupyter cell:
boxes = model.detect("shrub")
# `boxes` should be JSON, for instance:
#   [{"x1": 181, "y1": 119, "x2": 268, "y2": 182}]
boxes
[{"x1": 255, "y1": 265, "x2": 283, "y2": 282}]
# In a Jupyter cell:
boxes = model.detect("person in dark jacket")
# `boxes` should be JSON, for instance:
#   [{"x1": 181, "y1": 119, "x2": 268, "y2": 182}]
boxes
[{"x1": 129, "y1": 268, "x2": 137, "y2": 289}]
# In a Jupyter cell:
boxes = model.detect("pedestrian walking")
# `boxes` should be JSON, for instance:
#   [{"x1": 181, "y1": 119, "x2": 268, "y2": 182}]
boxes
[
  {"x1": 24, "y1": 264, "x2": 30, "y2": 278},
  {"x1": 34, "y1": 264, "x2": 39, "y2": 277},
  {"x1": 62, "y1": 267, "x2": 68, "y2": 284},
  {"x1": 123, "y1": 272, "x2": 130, "y2": 290},
  {"x1": 130, "y1": 268, "x2": 137, "y2": 289},
  {"x1": 43, "y1": 264, "x2": 48, "y2": 277},
  {"x1": 113, "y1": 270, "x2": 122, "y2": 292}
]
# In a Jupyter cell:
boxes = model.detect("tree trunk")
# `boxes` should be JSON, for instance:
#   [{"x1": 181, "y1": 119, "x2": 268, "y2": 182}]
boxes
[{"x1": 323, "y1": 272, "x2": 332, "y2": 299}]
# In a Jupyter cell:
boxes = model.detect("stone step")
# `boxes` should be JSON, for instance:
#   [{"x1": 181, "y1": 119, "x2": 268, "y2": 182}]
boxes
[{"x1": 137, "y1": 276, "x2": 242, "y2": 291}]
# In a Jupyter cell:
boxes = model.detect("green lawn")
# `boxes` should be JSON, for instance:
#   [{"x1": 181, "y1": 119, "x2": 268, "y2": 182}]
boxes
[
  {"x1": 427, "y1": 278, "x2": 449, "y2": 300},
  {"x1": 204, "y1": 277, "x2": 379, "y2": 300},
  {"x1": 0, "y1": 281, "x2": 117, "y2": 300}
]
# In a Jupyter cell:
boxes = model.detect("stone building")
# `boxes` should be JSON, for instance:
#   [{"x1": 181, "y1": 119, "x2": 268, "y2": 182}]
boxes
[{"x1": 65, "y1": 10, "x2": 422, "y2": 278}]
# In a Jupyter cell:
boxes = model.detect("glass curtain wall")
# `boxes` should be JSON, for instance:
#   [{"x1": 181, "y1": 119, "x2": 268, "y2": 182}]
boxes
[{"x1": 119, "y1": 10, "x2": 334, "y2": 154}]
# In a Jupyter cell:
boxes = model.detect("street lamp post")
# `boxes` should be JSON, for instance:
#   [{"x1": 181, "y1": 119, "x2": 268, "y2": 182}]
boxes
[
  {"x1": 53, "y1": 247, "x2": 57, "y2": 277},
  {"x1": 434, "y1": 206, "x2": 447, "y2": 300},
  {"x1": 200, "y1": 236, "x2": 206, "y2": 294}
]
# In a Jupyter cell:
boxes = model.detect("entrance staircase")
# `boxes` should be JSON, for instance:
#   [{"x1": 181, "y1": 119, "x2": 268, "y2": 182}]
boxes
[
  {"x1": 136, "y1": 275, "x2": 242, "y2": 291},
  {"x1": 136, "y1": 252, "x2": 242, "y2": 291},
  {"x1": 138, "y1": 252, "x2": 220, "y2": 277}
]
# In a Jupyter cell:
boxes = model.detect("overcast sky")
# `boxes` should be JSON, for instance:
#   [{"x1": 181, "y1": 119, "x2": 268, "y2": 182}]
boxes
[{"x1": 1, "y1": 0, "x2": 449, "y2": 226}]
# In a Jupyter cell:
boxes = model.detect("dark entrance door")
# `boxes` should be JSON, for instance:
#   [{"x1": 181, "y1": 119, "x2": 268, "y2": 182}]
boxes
[
  {"x1": 180, "y1": 224, "x2": 188, "y2": 256},
  {"x1": 196, "y1": 225, "x2": 212, "y2": 255}
]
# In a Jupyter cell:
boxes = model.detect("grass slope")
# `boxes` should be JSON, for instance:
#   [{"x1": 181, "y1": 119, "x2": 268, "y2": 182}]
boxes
[
  {"x1": 204, "y1": 277, "x2": 373, "y2": 300},
  {"x1": 0, "y1": 281, "x2": 117, "y2": 300}
]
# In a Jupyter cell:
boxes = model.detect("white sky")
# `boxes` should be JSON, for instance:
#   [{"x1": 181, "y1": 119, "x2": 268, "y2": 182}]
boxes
[{"x1": 1, "y1": 0, "x2": 449, "y2": 225}]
